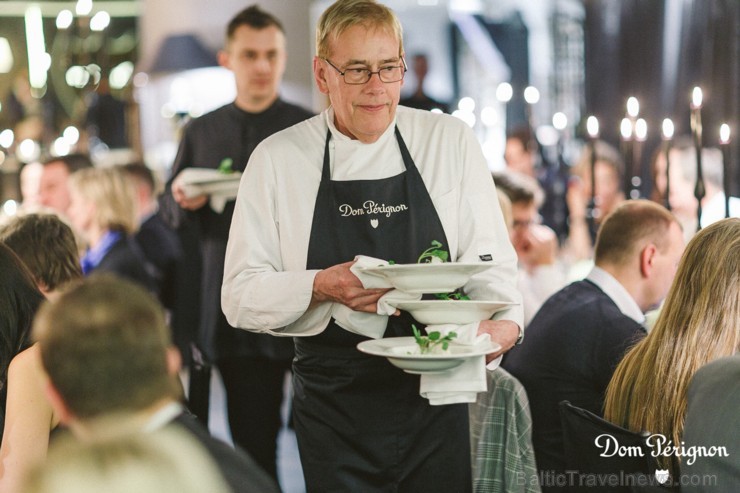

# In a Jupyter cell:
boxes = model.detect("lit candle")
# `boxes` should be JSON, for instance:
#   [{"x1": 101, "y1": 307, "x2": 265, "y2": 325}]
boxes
[
  {"x1": 620, "y1": 117, "x2": 634, "y2": 198},
  {"x1": 627, "y1": 97, "x2": 640, "y2": 119},
  {"x1": 690, "y1": 86, "x2": 705, "y2": 231},
  {"x1": 661, "y1": 118, "x2": 675, "y2": 210},
  {"x1": 553, "y1": 112, "x2": 568, "y2": 167},
  {"x1": 524, "y1": 86, "x2": 540, "y2": 132},
  {"x1": 632, "y1": 118, "x2": 647, "y2": 199},
  {"x1": 624, "y1": 97, "x2": 640, "y2": 197},
  {"x1": 586, "y1": 115, "x2": 599, "y2": 225},
  {"x1": 719, "y1": 123, "x2": 731, "y2": 218}
]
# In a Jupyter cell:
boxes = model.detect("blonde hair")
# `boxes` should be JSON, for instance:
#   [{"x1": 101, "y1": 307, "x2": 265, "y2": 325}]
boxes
[
  {"x1": 68, "y1": 167, "x2": 138, "y2": 235},
  {"x1": 604, "y1": 218, "x2": 740, "y2": 473},
  {"x1": 316, "y1": 0, "x2": 403, "y2": 59},
  {"x1": 594, "y1": 199, "x2": 678, "y2": 267},
  {"x1": 22, "y1": 427, "x2": 230, "y2": 493}
]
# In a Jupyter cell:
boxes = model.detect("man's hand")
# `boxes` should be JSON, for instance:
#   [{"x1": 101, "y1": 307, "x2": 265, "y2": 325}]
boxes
[
  {"x1": 172, "y1": 174, "x2": 208, "y2": 211},
  {"x1": 311, "y1": 261, "x2": 392, "y2": 313},
  {"x1": 478, "y1": 320, "x2": 520, "y2": 362}
]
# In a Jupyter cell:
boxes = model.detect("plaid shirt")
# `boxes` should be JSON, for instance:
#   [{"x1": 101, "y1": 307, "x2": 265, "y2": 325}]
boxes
[{"x1": 469, "y1": 368, "x2": 541, "y2": 493}]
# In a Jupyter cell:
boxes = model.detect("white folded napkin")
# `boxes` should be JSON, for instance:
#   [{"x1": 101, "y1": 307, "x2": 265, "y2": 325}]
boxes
[
  {"x1": 332, "y1": 256, "x2": 421, "y2": 339},
  {"x1": 419, "y1": 322, "x2": 501, "y2": 405},
  {"x1": 208, "y1": 186, "x2": 240, "y2": 213}
]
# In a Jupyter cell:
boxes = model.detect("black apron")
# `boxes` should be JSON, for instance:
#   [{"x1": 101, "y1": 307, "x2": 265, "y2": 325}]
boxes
[{"x1": 294, "y1": 127, "x2": 472, "y2": 492}]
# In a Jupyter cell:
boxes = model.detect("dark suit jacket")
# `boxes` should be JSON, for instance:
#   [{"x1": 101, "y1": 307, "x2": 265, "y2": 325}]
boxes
[
  {"x1": 171, "y1": 412, "x2": 280, "y2": 493},
  {"x1": 502, "y1": 279, "x2": 646, "y2": 489},
  {"x1": 681, "y1": 355, "x2": 740, "y2": 492},
  {"x1": 135, "y1": 213, "x2": 183, "y2": 310},
  {"x1": 94, "y1": 236, "x2": 157, "y2": 293}
]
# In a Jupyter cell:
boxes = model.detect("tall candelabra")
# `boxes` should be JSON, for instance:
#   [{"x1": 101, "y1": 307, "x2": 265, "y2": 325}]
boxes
[{"x1": 690, "y1": 87, "x2": 705, "y2": 232}]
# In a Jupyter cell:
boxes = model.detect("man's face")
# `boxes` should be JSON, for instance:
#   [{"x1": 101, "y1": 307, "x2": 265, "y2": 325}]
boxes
[
  {"x1": 645, "y1": 222, "x2": 685, "y2": 309},
  {"x1": 38, "y1": 161, "x2": 72, "y2": 214},
  {"x1": 510, "y1": 201, "x2": 537, "y2": 257},
  {"x1": 314, "y1": 24, "x2": 404, "y2": 143},
  {"x1": 220, "y1": 25, "x2": 287, "y2": 109}
]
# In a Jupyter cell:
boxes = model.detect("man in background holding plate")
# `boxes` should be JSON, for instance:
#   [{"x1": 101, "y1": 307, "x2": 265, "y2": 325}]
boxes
[
  {"x1": 161, "y1": 5, "x2": 313, "y2": 485},
  {"x1": 222, "y1": 1, "x2": 523, "y2": 491}
]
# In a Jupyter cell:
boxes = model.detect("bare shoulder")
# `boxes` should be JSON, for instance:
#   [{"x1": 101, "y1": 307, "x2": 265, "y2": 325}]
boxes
[{"x1": 8, "y1": 344, "x2": 43, "y2": 384}]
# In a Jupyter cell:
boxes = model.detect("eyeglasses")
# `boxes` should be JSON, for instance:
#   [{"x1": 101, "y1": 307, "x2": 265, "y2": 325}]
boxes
[{"x1": 322, "y1": 58, "x2": 407, "y2": 84}]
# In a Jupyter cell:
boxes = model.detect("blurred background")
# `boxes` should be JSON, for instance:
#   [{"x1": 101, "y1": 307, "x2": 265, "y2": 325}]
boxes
[{"x1": 0, "y1": 0, "x2": 737, "y2": 209}]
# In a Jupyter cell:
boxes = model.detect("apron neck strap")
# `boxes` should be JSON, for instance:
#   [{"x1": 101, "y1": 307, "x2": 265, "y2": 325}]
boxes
[{"x1": 322, "y1": 125, "x2": 412, "y2": 181}]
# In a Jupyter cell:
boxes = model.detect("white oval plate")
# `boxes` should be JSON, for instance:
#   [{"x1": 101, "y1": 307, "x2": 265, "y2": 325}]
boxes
[
  {"x1": 357, "y1": 262, "x2": 492, "y2": 294},
  {"x1": 387, "y1": 300, "x2": 517, "y2": 325},
  {"x1": 357, "y1": 336, "x2": 501, "y2": 374}
]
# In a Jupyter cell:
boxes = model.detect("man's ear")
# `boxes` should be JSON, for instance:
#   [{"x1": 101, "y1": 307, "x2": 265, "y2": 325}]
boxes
[
  {"x1": 44, "y1": 379, "x2": 76, "y2": 426},
  {"x1": 166, "y1": 347, "x2": 182, "y2": 377},
  {"x1": 313, "y1": 56, "x2": 330, "y2": 95},
  {"x1": 639, "y1": 243, "x2": 657, "y2": 278},
  {"x1": 218, "y1": 50, "x2": 230, "y2": 70}
]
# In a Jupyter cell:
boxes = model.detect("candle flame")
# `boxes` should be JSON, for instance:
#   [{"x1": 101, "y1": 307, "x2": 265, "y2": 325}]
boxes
[
  {"x1": 552, "y1": 112, "x2": 567, "y2": 131},
  {"x1": 662, "y1": 119, "x2": 674, "y2": 140},
  {"x1": 627, "y1": 97, "x2": 639, "y2": 118},
  {"x1": 524, "y1": 86, "x2": 540, "y2": 104},
  {"x1": 635, "y1": 118, "x2": 647, "y2": 141},
  {"x1": 620, "y1": 118, "x2": 633, "y2": 140},
  {"x1": 496, "y1": 82, "x2": 513, "y2": 103},
  {"x1": 720, "y1": 123, "x2": 731, "y2": 144},
  {"x1": 586, "y1": 116, "x2": 599, "y2": 138},
  {"x1": 691, "y1": 86, "x2": 703, "y2": 108}
]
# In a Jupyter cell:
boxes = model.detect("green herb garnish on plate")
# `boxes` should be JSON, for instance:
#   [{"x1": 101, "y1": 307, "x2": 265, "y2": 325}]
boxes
[
  {"x1": 434, "y1": 289, "x2": 470, "y2": 301},
  {"x1": 412, "y1": 324, "x2": 457, "y2": 354},
  {"x1": 217, "y1": 157, "x2": 234, "y2": 174},
  {"x1": 417, "y1": 240, "x2": 449, "y2": 263}
]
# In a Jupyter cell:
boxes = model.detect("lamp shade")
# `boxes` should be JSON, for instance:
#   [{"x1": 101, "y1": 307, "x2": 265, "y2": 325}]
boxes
[{"x1": 145, "y1": 34, "x2": 217, "y2": 74}]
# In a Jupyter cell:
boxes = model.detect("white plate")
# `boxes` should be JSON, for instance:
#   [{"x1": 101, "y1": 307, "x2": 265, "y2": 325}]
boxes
[
  {"x1": 357, "y1": 262, "x2": 492, "y2": 294},
  {"x1": 178, "y1": 168, "x2": 242, "y2": 199},
  {"x1": 388, "y1": 300, "x2": 516, "y2": 325},
  {"x1": 181, "y1": 180, "x2": 241, "y2": 199},
  {"x1": 178, "y1": 167, "x2": 242, "y2": 185},
  {"x1": 357, "y1": 336, "x2": 501, "y2": 374}
]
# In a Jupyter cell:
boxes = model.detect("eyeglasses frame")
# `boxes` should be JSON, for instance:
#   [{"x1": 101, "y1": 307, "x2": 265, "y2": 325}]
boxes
[{"x1": 322, "y1": 57, "x2": 407, "y2": 85}]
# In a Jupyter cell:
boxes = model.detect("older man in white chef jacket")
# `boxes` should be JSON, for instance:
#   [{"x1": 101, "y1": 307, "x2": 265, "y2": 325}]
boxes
[{"x1": 222, "y1": 1, "x2": 523, "y2": 492}]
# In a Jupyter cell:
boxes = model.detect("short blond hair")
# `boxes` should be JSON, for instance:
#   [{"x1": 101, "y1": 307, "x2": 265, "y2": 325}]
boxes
[
  {"x1": 316, "y1": 0, "x2": 404, "y2": 59},
  {"x1": 68, "y1": 167, "x2": 138, "y2": 235},
  {"x1": 594, "y1": 200, "x2": 678, "y2": 267},
  {"x1": 23, "y1": 427, "x2": 230, "y2": 493}
]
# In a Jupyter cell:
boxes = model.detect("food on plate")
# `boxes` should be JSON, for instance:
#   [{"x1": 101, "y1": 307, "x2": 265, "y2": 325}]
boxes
[
  {"x1": 417, "y1": 240, "x2": 448, "y2": 263},
  {"x1": 411, "y1": 325, "x2": 457, "y2": 354},
  {"x1": 217, "y1": 157, "x2": 235, "y2": 174},
  {"x1": 433, "y1": 289, "x2": 470, "y2": 301}
]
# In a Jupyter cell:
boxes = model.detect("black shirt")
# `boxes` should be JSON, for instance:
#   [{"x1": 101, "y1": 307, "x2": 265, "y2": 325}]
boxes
[{"x1": 162, "y1": 99, "x2": 314, "y2": 362}]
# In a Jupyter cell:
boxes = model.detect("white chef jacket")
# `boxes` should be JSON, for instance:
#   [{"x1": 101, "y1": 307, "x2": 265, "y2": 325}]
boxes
[{"x1": 221, "y1": 106, "x2": 523, "y2": 335}]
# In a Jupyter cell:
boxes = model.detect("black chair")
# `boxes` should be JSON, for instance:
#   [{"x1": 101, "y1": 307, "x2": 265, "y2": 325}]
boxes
[{"x1": 558, "y1": 400, "x2": 669, "y2": 492}]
